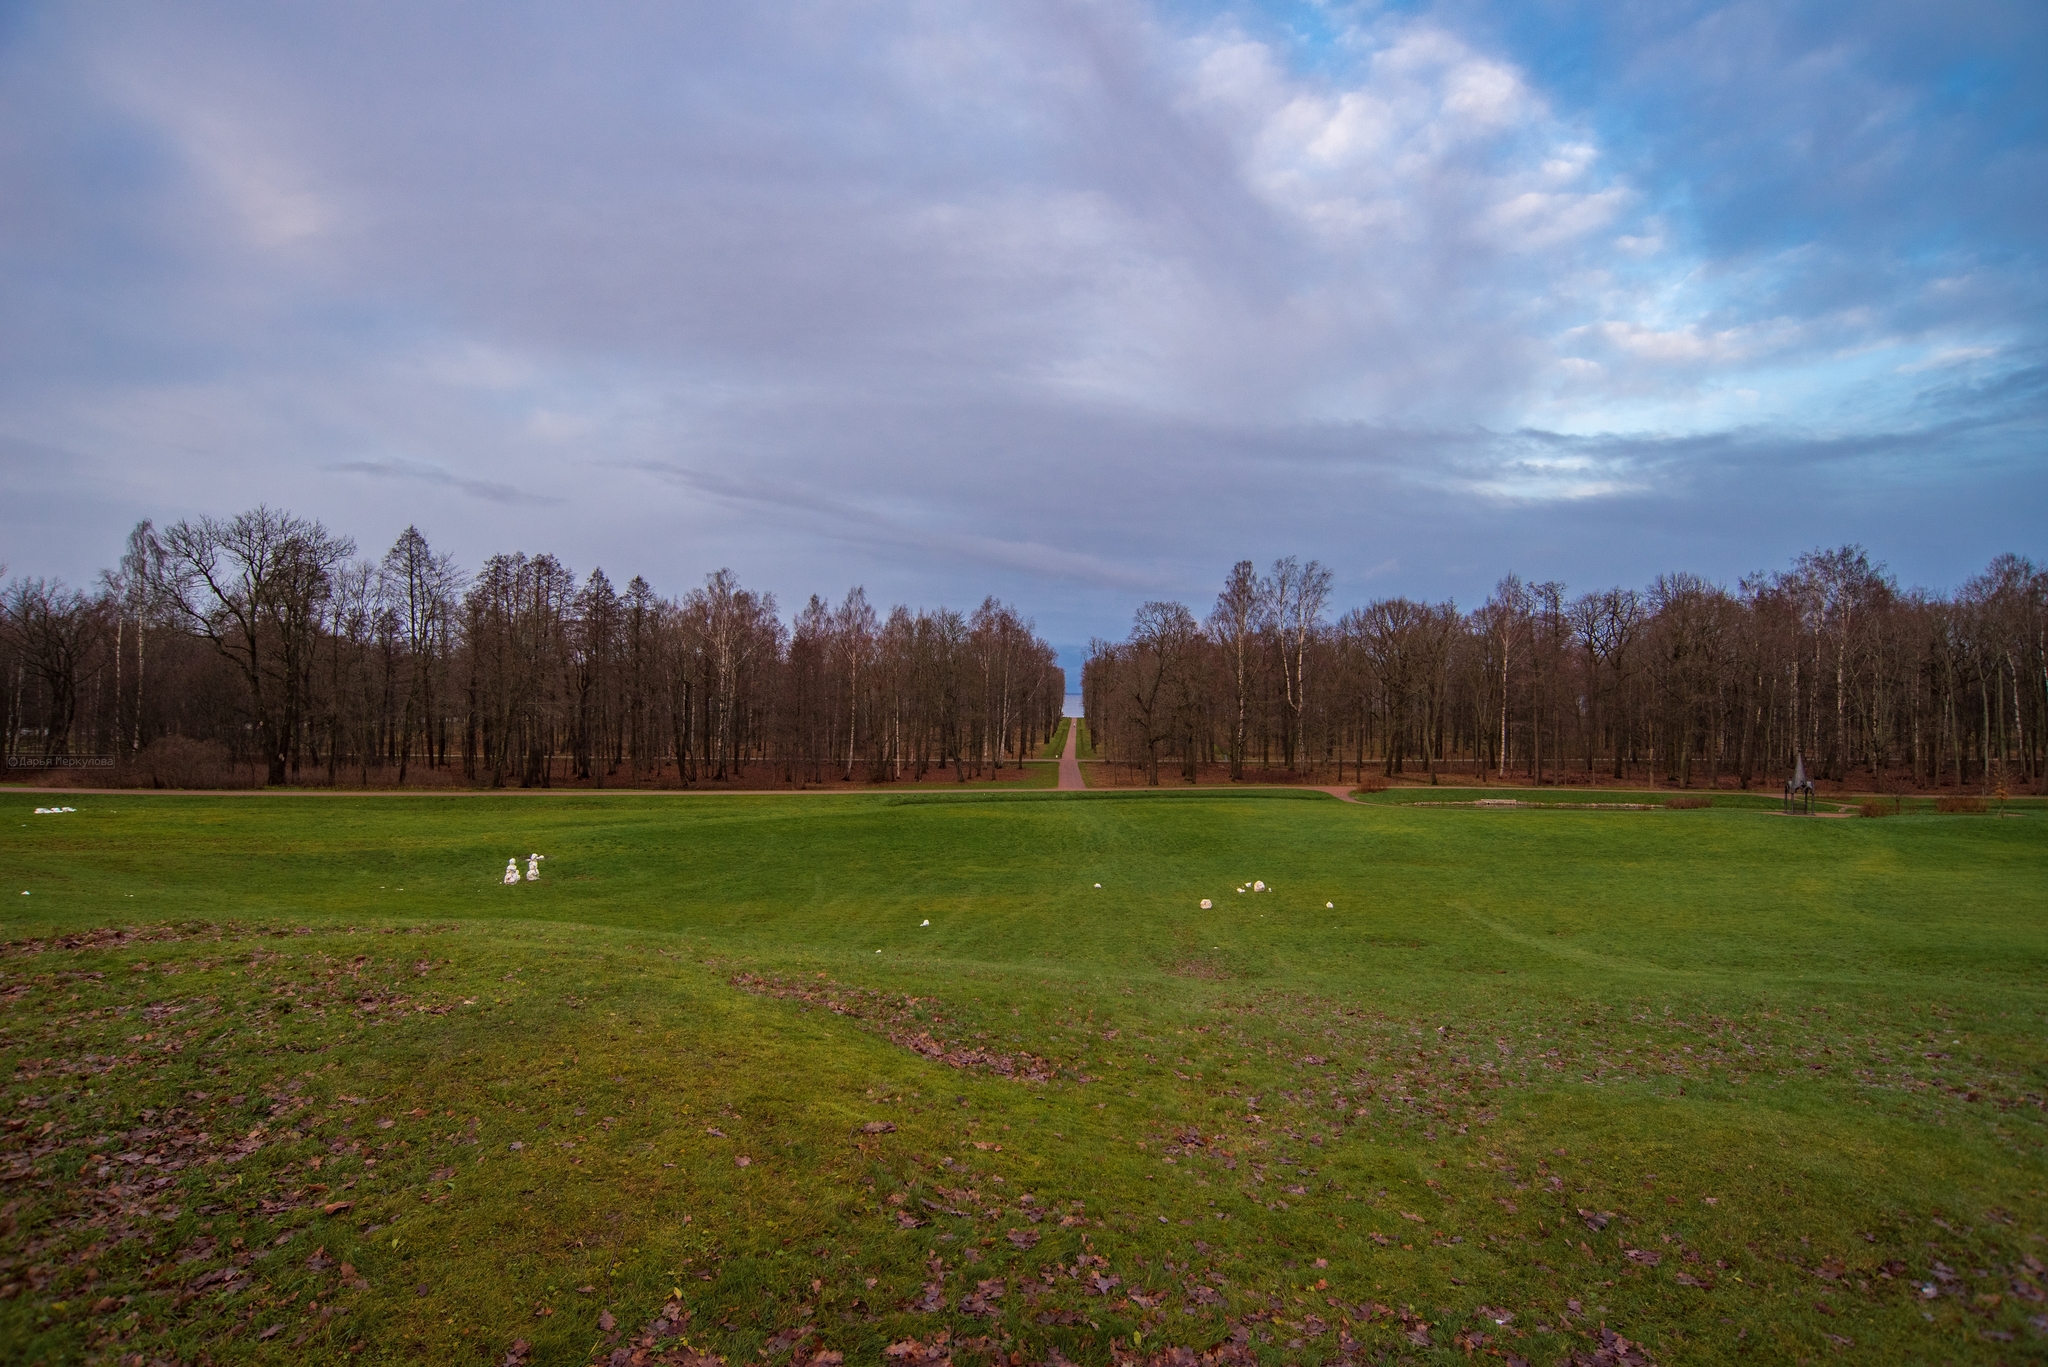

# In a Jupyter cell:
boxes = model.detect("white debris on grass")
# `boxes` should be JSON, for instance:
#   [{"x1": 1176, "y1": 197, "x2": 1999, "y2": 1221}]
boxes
[
  {"x1": 920, "y1": 919, "x2": 930, "y2": 927},
  {"x1": 1326, "y1": 902, "x2": 1335, "y2": 909},
  {"x1": 1253, "y1": 880, "x2": 1266, "y2": 891},
  {"x1": 1093, "y1": 883, "x2": 1101, "y2": 888},
  {"x1": 32, "y1": 807, "x2": 76, "y2": 815},
  {"x1": 1199, "y1": 899, "x2": 1212, "y2": 910}
]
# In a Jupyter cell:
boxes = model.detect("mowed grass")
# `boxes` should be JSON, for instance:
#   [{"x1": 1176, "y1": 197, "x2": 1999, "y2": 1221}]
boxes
[{"x1": 2, "y1": 790, "x2": 2045, "y2": 1366}]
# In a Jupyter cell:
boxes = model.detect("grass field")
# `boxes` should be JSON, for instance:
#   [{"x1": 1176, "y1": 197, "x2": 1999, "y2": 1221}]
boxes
[{"x1": 2, "y1": 789, "x2": 2044, "y2": 1365}]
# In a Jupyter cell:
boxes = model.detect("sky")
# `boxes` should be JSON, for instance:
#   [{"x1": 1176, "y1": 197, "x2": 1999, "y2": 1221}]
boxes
[{"x1": 2, "y1": 0, "x2": 2043, "y2": 672}]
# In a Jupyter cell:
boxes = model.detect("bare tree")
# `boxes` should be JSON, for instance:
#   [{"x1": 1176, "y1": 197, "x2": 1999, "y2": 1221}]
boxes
[
  {"x1": 379, "y1": 527, "x2": 461, "y2": 783},
  {"x1": 1208, "y1": 560, "x2": 1260, "y2": 781},
  {"x1": 155, "y1": 508, "x2": 354, "y2": 785},
  {"x1": 1265, "y1": 557, "x2": 1332, "y2": 771},
  {"x1": 1, "y1": 579, "x2": 106, "y2": 759}
]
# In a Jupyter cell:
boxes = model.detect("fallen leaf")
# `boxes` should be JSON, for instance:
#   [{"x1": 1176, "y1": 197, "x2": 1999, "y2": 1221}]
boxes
[
  {"x1": 1006, "y1": 1229, "x2": 1039, "y2": 1250},
  {"x1": 322, "y1": 1200, "x2": 354, "y2": 1216},
  {"x1": 257, "y1": 1325, "x2": 283, "y2": 1340},
  {"x1": 861, "y1": 1121, "x2": 897, "y2": 1135},
  {"x1": 736, "y1": 1154, "x2": 752, "y2": 1167},
  {"x1": 599, "y1": 1309, "x2": 617, "y2": 1331}
]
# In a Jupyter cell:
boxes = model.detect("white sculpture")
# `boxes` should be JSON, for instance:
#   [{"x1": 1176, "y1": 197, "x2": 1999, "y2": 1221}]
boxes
[
  {"x1": 503, "y1": 859, "x2": 520, "y2": 885},
  {"x1": 526, "y1": 854, "x2": 544, "y2": 881}
]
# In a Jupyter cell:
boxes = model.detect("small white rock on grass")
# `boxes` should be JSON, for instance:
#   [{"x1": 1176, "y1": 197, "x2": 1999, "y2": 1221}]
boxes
[
  {"x1": 1199, "y1": 899, "x2": 1212, "y2": 910},
  {"x1": 920, "y1": 919, "x2": 930, "y2": 927}
]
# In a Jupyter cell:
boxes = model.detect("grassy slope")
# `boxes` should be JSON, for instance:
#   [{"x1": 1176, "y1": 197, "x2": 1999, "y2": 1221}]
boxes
[
  {"x1": 1040, "y1": 720, "x2": 1072, "y2": 760},
  {"x1": 2, "y1": 793, "x2": 2045, "y2": 1365}
]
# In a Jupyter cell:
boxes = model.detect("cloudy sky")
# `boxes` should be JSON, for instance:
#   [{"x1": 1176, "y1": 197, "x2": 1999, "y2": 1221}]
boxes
[{"x1": 2, "y1": 0, "x2": 2042, "y2": 663}]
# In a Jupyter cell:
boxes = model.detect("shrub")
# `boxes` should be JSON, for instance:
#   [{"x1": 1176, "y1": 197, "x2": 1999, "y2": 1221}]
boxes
[
  {"x1": 1665, "y1": 796, "x2": 1713, "y2": 809},
  {"x1": 132, "y1": 735, "x2": 244, "y2": 790},
  {"x1": 1935, "y1": 794, "x2": 1988, "y2": 814},
  {"x1": 1351, "y1": 775, "x2": 1389, "y2": 794},
  {"x1": 1858, "y1": 800, "x2": 1894, "y2": 818}
]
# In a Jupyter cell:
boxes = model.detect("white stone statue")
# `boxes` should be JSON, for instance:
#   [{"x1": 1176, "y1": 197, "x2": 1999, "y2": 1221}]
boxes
[
  {"x1": 503, "y1": 858, "x2": 520, "y2": 885},
  {"x1": 526, "y1": 854, "x2": 544, "y2": 881}
]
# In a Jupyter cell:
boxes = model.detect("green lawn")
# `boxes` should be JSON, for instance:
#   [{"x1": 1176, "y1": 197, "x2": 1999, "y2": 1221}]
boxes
[
  {"x1": 1040, "y1": 720, "x2": 1072, "y2": 759},
  {"x1": 2, "y1": 791, "x2": 2044, "y2": 1365}
]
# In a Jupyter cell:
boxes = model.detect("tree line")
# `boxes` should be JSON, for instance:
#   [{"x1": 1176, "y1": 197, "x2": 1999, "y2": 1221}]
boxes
[
  {"x1": 1, "y1": 507, "x2": 1064, "y2": 788},
  {"x1": 1084, "y1": 549, "x2": 2047, "y2": 792}
]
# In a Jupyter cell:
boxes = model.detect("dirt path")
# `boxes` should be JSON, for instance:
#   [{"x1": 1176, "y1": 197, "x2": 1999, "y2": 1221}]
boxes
[{"x1": 1058, "y1": 719, "x2": 1085, "y2": 791}]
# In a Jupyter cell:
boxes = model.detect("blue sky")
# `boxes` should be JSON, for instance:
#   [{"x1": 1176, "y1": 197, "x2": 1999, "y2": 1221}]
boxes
[{"x1": 1, "y1": 0, "x2": 2042, "y2": 658}]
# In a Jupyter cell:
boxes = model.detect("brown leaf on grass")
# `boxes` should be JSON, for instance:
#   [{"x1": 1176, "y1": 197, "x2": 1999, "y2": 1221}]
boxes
[
  {"x1": 895, "y1": 1212, "x2": 926, "y2": 1229},
  {"x1": 708, "y1": 1127, "x2": 727, "y2": 1138},
  {"x1": 1086, "y1": 1271, "x2": 1121, "y2": 1296},
  {"x1": 1623, "y1": 1248, "x2": 1662, "y2": 1266},
  {"x1": 1556, "y1": 1327, "x2": 1655, "y2": 1366},
  {"x1": 1399, "y1": 1211, "x2": 1425, "y2": 1223},
  {"x1": 306, "y1": 1246, "x2": 333, "y2": 1271},
  {"x1": 736, "y1": 1155, "x2": 752, "y2": 1167},
  {"x1": 1007, "y1": 1229, "x2": 1039, "y2": 1250},
  {"x1": 1579, "y1": 1209, "x2": 1613, "y2": 1231},
  {"x1": 599, "y1": 1309, "x2": 617, "y2": 1332},
  {"x1": 803, "y1": 1353, "x2": 845, "y2": 1367},
  {"x1": 760, "y1": 1324, "x2": 814, "y2": 1355},
  {"x1": 884, "y1": 1334, "x2": 953, "y2": 1366},
  {"x1": 1673, "y1": 1272, "x2": 1713, "y2": 1289},
  {"x1": 257, "y1": 1324, "x2": 283, "y2": 1340},
  {"x1": 861, "y1": 1121, "x2": 897, "y2": 1135},
  {"x1": 909, "y1": 1281, "x2": 945, "y2": 1313},
  {"x1": 1368, "y1": 1232, "x2": 1391, "y2": 1246},
  {"x1": 959, "y1": 1279, "x2": 1005, "y2": 1316},
  {"x1": 732, "y1": 973, "x2": 1062, "y2": 1082},
  {"x1": 502, "y1": 1340, "x2": 531, "y2": 1367},
  {"x1": 322, "y1": 1200, "x2": 354, "y2": 1215}
]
